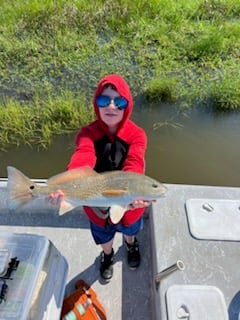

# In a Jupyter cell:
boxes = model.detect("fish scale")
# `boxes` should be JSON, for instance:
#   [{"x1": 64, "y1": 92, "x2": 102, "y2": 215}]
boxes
[
  {"x1": 51, "y1": 174, "x2": 129, "y2": 201},
  {"x1": 51, "y1": 177, "x2": 124, "y2": 200},
  {"x1": 53, "y1": 178, "x2": 106, "y2": 200}
]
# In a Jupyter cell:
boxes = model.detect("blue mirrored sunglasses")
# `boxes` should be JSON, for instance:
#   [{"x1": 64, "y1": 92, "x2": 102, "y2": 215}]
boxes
[{"x1": 96, "y1": 95, "x2": 128, "y2": 110}]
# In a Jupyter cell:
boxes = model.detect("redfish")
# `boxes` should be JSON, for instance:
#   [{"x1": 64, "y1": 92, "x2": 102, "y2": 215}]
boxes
[{"x1": 7, "y1": 166, "x2": 167, "y2": 223}]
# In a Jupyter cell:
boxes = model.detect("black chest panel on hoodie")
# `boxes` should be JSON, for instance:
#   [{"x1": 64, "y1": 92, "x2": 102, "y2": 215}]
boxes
[{"x1": 94, "y1": 135, "x2": 129, "y2": 172}]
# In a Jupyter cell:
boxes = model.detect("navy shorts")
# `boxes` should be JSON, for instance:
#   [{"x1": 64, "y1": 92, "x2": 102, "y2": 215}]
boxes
[{"x1": 90, "y1": 218, "x2": 143, "y2": 245}]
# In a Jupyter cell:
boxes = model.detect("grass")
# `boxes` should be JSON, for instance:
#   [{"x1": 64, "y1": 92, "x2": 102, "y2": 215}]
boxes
[
  {"x1": 0, "y1": 91, "x2": 94, "y2": 150},
  {"x1": 1, "y1": 0, "x2": 240, "y2": 149},
  {"x1": 143, "y1": 77, "x2": 178, "y2": 104},
  {"x1": 210, "y1": 74, "x2": 240, "y2": 111}
]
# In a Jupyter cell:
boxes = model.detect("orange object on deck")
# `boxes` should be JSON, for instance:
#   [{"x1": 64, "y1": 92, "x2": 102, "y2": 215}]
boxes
[{"x1": 61, "y1": 279, "x2": 107, "y2": 320}]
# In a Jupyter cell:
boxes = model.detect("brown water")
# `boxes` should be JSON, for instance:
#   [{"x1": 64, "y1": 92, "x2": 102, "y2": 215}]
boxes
[{"x1": 1, "y1": 105, "x2": 240, "y2": 187}]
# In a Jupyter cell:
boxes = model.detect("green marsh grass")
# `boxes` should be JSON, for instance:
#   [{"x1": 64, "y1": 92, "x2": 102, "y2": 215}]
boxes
[
  {"x1": 143, "y1": 77, "x2": 178, "y2": 104},
  {"x1": 210, "y1": 75, "x2": 240, "y2": 111},
  {"x1": 0, "y1": 91, "x2": 94, "y2": 150},
  {"x1": 1, "y1": 0, "x2": 240, "y2": 148}
]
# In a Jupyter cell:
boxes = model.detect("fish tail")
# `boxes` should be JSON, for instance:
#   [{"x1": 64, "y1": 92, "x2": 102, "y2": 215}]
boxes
[{"x1": 7, "y1": 166, "x2": 37, "y2": 210}]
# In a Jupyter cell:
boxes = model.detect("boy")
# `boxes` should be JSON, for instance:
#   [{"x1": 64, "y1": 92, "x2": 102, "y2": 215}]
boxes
[{"x1": 54, "y1": 74, "x2": 149, "y2": 280}]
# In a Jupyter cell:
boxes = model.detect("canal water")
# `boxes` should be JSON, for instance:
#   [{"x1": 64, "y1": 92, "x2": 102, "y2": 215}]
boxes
[{"x1": 0, "y1": 104, "x2": 240, "y2": 187}]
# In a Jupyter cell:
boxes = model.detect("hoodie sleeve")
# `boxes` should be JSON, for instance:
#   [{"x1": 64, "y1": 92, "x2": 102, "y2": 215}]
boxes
[
  {"x1": 121, "y1": 121, "x2": 147, "y2": 174},
  {"x1": 67, "y1": 126, "x2": 97, "y2": 170}
]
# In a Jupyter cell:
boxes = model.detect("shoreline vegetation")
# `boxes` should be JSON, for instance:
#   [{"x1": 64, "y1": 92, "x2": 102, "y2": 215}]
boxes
[{"x1": 1, "y1": 0, "x2": 240, "y2": 149}]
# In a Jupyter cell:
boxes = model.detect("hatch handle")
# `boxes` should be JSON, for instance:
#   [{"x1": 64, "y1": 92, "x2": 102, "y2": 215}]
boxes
[{"x1": 155, "y1": 260, "x2": 185, "y2": 289}]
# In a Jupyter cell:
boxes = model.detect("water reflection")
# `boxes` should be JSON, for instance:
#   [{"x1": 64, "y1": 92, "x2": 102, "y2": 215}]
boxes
[
  {"x1": 1, "y1": 105, "x2": 240, "y2": 187},
  {"x1": 142, "y1": 106, "x2": 240, "y2": 187},
  {"x1": 0, "y1": 133, "x2": 75, "y2": 178}
]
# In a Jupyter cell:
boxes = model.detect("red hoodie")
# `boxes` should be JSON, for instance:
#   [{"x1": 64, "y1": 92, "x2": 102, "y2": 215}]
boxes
[{"x1": 67, "y1": 74, "x2": 147, "y2": 226}]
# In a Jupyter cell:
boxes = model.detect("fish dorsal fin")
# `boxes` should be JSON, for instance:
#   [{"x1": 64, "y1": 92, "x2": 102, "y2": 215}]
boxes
[
  {"x1": 102, "y1": 189, "x2": 127, "y2": 196},
  {"x1": 109, "y1": 205, "x2": 128, "y2": 224},
  {"x1": 47, "y1": 166, "x2": 98, "y2": 185}
]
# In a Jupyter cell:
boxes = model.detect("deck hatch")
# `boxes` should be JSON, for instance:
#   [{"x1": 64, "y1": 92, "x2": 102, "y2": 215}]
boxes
[
  {"x1": 185, "y1": 198, "x2": 240, "y2": 241},
  {"x1": 166, "y1": 285, "x2": 228, "y2": 320}
]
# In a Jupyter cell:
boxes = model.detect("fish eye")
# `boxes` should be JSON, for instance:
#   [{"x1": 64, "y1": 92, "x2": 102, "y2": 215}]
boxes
[
  {"x1": 152, "y1": 183, "x2": 159, "y2": 188},
  {"x1": 29, "y1": 185, "x2": 35, "y2": 190}
]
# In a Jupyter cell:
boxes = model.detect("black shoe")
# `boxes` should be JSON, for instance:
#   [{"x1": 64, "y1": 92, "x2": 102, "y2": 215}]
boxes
[
  {"x1": 100, "y1": 249, "x2": 114, "y2": 280},
  {"x1": 126, "y1": 238, "x2": 140, "y2": 270}
]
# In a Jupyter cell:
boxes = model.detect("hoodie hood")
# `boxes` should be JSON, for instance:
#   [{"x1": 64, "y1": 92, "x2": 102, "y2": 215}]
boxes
[{"x1": 93, "y1": 74, "x2": 133, "y2": 135}]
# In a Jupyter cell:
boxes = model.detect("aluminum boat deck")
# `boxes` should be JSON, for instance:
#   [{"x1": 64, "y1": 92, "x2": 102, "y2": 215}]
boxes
[{"x1": 0, "y1": 179, "x2": 240, "y2": 319}]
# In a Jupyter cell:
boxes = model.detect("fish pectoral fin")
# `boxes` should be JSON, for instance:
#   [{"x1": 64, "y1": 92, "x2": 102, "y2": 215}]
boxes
[
  {"x1": 58, "y1": 200, "x2": 76, "y2": 216},
  {"x1": 102, "y1": 189, "x2": 127, "y2": 196},
  {"x1": 109, "y1": 205, "x2": 128, "y2": 224}
]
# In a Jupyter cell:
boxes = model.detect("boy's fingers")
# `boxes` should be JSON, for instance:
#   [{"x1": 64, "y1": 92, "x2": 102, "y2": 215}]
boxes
[
  {"x1": 47, "y1": 190, "x2": 65, "y2": 205},
  {"x1": 128, "y1": 200, "x2": 153, "y2": 210}
]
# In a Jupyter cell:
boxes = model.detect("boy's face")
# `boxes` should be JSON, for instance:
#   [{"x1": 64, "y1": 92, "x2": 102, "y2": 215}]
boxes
[{"x1": 98, "y1": 86, "x2": 125, "y2": 130}]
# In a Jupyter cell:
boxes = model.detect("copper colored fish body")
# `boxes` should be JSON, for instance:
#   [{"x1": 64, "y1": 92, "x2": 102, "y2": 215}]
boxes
[{"x1": 6, "y1": 166, "x2": 167, "y2": 222}]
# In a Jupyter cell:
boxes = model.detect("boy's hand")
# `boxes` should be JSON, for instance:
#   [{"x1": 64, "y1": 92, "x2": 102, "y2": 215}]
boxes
[
  {"x1": 128, "y1": 200, "x2": 155, "y2": 210},
  {"x1": 47, "y1": 189, "x2": 65, "y2": 206}
]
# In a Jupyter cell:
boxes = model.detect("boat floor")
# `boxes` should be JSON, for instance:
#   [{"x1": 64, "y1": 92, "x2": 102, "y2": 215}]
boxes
[
  {"x1": 0, "y1": 181, "x2": 153, "y2": 320},
  {"x1": 0, "y1": 181, "x2": 240, "y2": 319}
]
